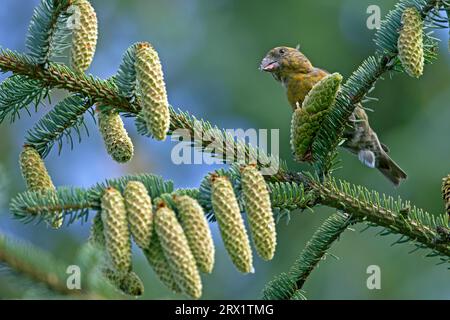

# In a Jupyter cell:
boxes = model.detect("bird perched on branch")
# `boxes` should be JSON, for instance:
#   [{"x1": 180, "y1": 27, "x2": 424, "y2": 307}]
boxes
[{"x1": 260, "y1": 46, "x2": 407, "y2": 186}]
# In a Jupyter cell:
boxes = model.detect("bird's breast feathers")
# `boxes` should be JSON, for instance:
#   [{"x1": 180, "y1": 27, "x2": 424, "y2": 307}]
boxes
[{"x1": 284, "y1": 68, "x2": 329, "y2": 108}]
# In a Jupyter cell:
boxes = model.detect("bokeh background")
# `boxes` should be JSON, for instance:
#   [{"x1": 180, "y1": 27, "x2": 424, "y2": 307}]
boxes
[{"x1": 0, "y1": 0, "x2": 449, "y2": 299}]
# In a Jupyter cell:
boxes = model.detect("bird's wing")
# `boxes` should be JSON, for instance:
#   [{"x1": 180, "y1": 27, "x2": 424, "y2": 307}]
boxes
[
  {"x1": 380, "y1": 142, "x2": 390, "y2": 153},
  {"x1": 358, "y1": 149, "x2": 376, "y2": 168}
]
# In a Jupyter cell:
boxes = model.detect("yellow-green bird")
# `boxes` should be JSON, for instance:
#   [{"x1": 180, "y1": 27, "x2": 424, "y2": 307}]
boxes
[{"x1": 260, "y1": 46, "x2": 407, "y2": 186}]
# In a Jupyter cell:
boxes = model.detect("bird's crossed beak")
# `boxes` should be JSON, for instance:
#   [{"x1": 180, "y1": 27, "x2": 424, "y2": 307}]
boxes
[{"x1": 260, "y1": 57, "x2": 280, "y2": 72}]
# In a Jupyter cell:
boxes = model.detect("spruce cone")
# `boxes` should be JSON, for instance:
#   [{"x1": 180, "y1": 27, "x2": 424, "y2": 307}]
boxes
[
  {"x1": 173, "y1": 195, "x2": 215, "y2": 273},
  {"x1": 103, "y1": 268, "x2": 144, "y2": 296},
  {"x1": 98, "y1": 109, "x2": 134, "y2": 163},
  {"x1": 19, "y1": 145, "x2": 55, "y2": 192},
  {"x1": 89, "y1": 212, "x2": 106, "y2": 248},
  {"x1": 211, "y1": 175, "x2": 253, "y2": 273},
  {"x1": 101, "y1": 187, "x2": 132, "y2": 272},
  {"x1": 124, "y1": 181, "x2": 153, "y2": 249},
  {"x1": 398, "y1": 7, "x2": 424, "y2": 78},
  {"x1": 135, "y1": 42, "x2": 170, "y2": 141},
  {"x1": 290, "y1": 73, "x2": 342, "y2": 161},
  {"x1": 154, "y1": 204, "x2": 202, "y2": 299},
  {"x1": 70, "y1": 0, "x2": 98, "y2": 72},
  {"x1": 143, "y1": 232, "x2": 182, "y2": 294},
  {"x1": 19, "y1": 145, "x2": 62, "y2": 229},
  {"x1": 241, "y1": 165, "x2": 277, "y2": 261}
]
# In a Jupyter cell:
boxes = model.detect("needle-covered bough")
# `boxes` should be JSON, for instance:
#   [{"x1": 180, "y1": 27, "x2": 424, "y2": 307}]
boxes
[{"x1": 0, "y1": 0, "x2": 449, "y2": 299}]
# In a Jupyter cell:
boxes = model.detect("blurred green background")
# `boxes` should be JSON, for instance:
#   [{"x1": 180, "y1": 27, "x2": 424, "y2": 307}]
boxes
[{"x1": 0, "y1": 0, "x2": 449, "y2": 299}]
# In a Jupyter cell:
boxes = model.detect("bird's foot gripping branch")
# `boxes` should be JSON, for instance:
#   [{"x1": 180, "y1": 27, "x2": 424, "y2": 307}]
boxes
[{"x1": 0, "y1": 0, "x2": 450, "y2": 299}]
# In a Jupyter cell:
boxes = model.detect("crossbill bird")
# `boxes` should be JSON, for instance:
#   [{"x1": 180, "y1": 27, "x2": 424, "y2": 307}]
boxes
[{"x1": 260, "y1": 46, "x2": 407, "y2": 186}]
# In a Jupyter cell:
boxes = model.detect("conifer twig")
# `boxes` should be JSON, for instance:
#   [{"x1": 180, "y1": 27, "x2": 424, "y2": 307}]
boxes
[
  {"x1": 0, "y1": 234, "x2": 118, "y2": 299},
  {"x1": 9, "y1": 174, "x2": 450, "y2": 260},
  {"x1": 263, "y1": 212, "x2": 355, "y2": 300},
  {"x1": 314, "y1": 178, "x2": 450, "y2": 257}
]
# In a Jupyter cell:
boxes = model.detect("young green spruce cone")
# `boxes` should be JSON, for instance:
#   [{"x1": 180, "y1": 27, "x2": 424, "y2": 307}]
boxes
[
  {"x1": 398, "y1": 7, "x2": 424, "y2": 78},
  {"x1": 124, "y1": 181, "x2": 153, "y2": 249},
  {"x1": 442, "y1": 174, "x2": 450, "y2": 216},
  {"x1": 135, "y1": 42, "x2": 170, "y2": 141},
  {"x1": 97, "y1": 109, "x2": 134, "y2": 163},
  {"x1": 155, "y1": 203, "x2": 202, "y2": 299},
  {"x1": 89, "y1": 212, "x2": 106, "y2": 248},
  {"x1": 173, "y1": 195, "x2": 215, "y2": 273},
  {"x1": 290, "y1": 73, "x2": 342, "y2": 161},
  {"x1": 19, "y1": 145, "x2": 62, "y2": 229},
  {"x1": 20, "y1": 145, "x2": 55, "y2": 192},
  {"x1": 101, "y1": 187, "x2": 132, "y2": 272},
  {"x1": 143, "y1": 232, "x2": 182, "y2": 294},
  {"x1": 70, "y1": 0, "x2": 98, "y2": 72},
  {"x1": 103, "y1": 268, "x2": 144, "y2": 296},
  {"x1": 211, "y1": 175, "x2": 253, "y2": 273},
  {"x1": 241, "y1": 164, "x2": 277, "y2": 261}
]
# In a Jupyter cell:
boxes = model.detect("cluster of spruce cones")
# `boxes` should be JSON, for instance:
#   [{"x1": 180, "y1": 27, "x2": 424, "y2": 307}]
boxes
[
  {"x1": 88, "y1": 165, "x2": 276, "y2": 298},
  {"x1": 41, "y1": 0, "x2": 171, "y2": 165},
  {"x1": 210, "y1": 165, "x2": 277, "y2": 274},
  {"x1": 89, "y1": 182, "x2": 211, "y2": 299},
  {"x1": 97, "y1": 42, "x2": 171, "y2": 164},
  {"x1": 18, "y1": 141, "x2": 278, "y2": 298}
]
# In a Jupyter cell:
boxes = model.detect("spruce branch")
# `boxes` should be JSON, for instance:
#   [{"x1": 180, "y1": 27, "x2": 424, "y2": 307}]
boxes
[
  {"x1": 268, "y1": 181, "x2": 317, "y2": 222},
  {"x1": 0, "y1": 235, "x2": 68, "y2": 295},
  {"x1": 288, "y1": 212, "x2": 356, "y2": 290},
  {"x1": 26, "y1": 0, "x2": 74, "y2": 64},
  {"x1": 25, "y1": 94, "x2": 93, "y2": 158},
  {"x1": 290, "y1": 290, "x2": 307, "y2": 300},
  {"x1": 115, "y1": 43, "x2": 139, "y2": 99},
  {"x1": 10, "y1": 174, "x2": 174, "y2": 225},
  {"x1": 0, "y1": 50, "x2": 283, "y2": 174},
  {"x1": 10, "y1": 187, "x2": 93, "y2": 224},
  {"x1": 0, "y1": 49, "x2": 135, "y2": 113},
  {"x1": 262, "y1": 212, "x2": 355, "y2": 300},
  {"x1": 261, "y1": 273, "x2": 299, "y2": 300},
  {"x1": 0, "y1": 233, "x2": 119, "y2": 299},
  {"x1": 374, "y1": 0, "x2": 442, "y2": 56},
  {"x1": 10, "y1": 172, "x2": 449, "y2": 263},
  {"x1": 136, "y1": 108, "x2": 283, "y2": 174},
  {"x1": 0, "y1": 75, "x2": 50, "y2": 123},
  {"x1": 314, "y1": 178, "x2": 450, "y2": 259}
]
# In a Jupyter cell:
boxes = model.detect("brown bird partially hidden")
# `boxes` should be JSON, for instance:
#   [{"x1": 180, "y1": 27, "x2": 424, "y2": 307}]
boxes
[{"x1": 260, "y1": 46, "x2": 407, "y2": 186}]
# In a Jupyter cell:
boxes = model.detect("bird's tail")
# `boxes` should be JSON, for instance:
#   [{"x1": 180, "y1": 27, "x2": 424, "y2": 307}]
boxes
[{"x1": 377, "y1": 152, "x2": 407, "y2": 186}]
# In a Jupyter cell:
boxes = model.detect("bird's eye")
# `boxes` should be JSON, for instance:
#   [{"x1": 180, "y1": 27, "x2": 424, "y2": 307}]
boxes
[{"x1": 279, "y1": 48, "x2": 286, "y2": 55}]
